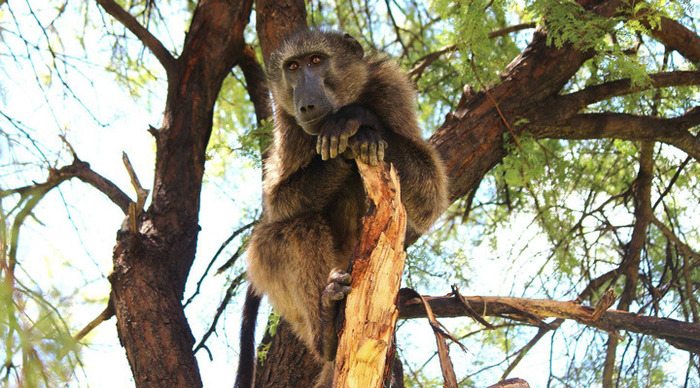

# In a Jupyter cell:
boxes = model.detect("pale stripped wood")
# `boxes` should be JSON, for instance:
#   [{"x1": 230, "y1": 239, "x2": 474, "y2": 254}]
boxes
[{"x1": 332, "y1": 162, "x2": 407, "y2": 388}]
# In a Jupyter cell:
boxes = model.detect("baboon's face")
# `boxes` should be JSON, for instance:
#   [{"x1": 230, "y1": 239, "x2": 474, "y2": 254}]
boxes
[
  {"x1": 268, "y1": 31, "x2": 369, "y2": 136},
  {"x1": 284, "y1": 52, "x2": 335, "y2": 135}
]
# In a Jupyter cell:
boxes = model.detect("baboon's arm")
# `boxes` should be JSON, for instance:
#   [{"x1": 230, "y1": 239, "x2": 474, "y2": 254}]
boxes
[{"x1": 266, "y1": 158, "x2": 354, "y2": 221}]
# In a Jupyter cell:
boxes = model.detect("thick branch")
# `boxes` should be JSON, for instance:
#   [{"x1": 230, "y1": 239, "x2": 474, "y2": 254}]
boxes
[
  {"x1": 73, "y1": 160, "x2": 133, "y2": 214},
  {"x1": 646, "y1": 17, "x2": 700, "y2": 64},
  {"x1": 532, "y1": 71, "x2": 700, "y2": 123},
  {"x1": 95, "y1": 0, "x2": 176, "y2": 75},
  {"x1": 531, "y1": 108, "x2": 700, "y2": 161},
  {"x1": 399, "y1": 295, "x2": 700, "y2": 353},
  {"x1": 107, "y1": 1, "x2": 254, "y2": 386},
  {"x1": 238, "y1": 45, "x2": 272, "y2": 123},
  {"x1": 586, "y1": 0, "x2": 700, "y2": 63}
]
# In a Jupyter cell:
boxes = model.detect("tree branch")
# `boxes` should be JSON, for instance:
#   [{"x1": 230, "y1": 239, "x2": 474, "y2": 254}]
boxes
[
  {"x1": 74, "y1": 299, "x2": 115, "y2": 342},
  {"x1": 238, "y1": 45, "x2": 271, "y2": 123},
  {"x1": 531, "y1": 108, "x2": 700, "y2": 161},
  {"x1": 533, "y1": 71, "x2": 700, "y2": 123},
  {"x1": 488, "y1": 22, "x2": 537, "y2": 38},
  {"x1": 95, "y1": 0, "x2": 176, "y2": 75},
  {"x1": 1, "y1": 158, "x2": 132, "y2": 215},
  {"x1": 651, "y1": 216, "x2": 700, "y2": 264},
  {"x1": 399, "y1": 294, "x2": 700, "y2": 353},
  {"x1": 585, "y1": 0, "x2": 700, "y2": 64},
  {"x1": 645, "y1": 16, "x2": 700, "y2": 64},
  {"x1": 333, "y1": 162, "x2": 407, "y2": 387},
  {"x1": 603, "y1": 140, "x2": 654, "y2": 386},
  {"x1": 408, "y1": 45, "x2": 457, "y2": 80}
]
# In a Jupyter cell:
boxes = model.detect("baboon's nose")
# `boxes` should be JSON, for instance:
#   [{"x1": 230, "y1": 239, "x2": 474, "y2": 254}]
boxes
[{"x1": 300, "y1": 104, "x2": 315, "y2": 113}]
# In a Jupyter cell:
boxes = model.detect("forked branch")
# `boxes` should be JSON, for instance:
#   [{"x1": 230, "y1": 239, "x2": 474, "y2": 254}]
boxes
[
  {"x1": 95, "y1": 0, "x2": 176, "y2": 75},
  {"x1": 1, "y1": 157, "x2": 132, "y2": 215}
]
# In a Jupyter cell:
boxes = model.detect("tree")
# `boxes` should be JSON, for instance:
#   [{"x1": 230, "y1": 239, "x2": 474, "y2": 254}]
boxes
[{"x1": 0, "y1": 0, "x2": 698, "y2": 387}]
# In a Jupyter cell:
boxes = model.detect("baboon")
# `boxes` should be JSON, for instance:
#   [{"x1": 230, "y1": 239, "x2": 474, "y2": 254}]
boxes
[{"x1": 235, "y1": 30, "x2": 447, "y2": 388}]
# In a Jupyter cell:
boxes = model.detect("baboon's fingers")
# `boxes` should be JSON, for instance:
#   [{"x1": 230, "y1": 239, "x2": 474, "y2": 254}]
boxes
[
  {"x1": 360, "y1": 142, "x2": 369, "y2": 164},
  {"x1": 329, "y1": 136, "x2": 339, "y2": 159},
  {"x1": 338, "y1": 133, "x2": 350, "y2": 155},
  {"x1": 320, "y1": 136, "x2": 330, "y2": 160},
  {"x1": 322, "y1": 283, "x2": 351, "y2": 304},
  {"x1": 377, "y1": 141, "x2": 386, "y2": 162},
  {"x1": 328, "y1": 268, "x2": 351, "y2": 284},
  {"x1": 369, "y1": 142, "x2": 378, "y2": 166},
  {"x1": 338, "y1": 285, "x2": 351, "y2": 297},
  {"x1": 350, "y1": 142, "x2": 361, "y2": 159}
]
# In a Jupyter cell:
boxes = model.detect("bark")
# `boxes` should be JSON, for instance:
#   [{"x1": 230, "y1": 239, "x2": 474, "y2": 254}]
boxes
[
  {"x1": 254, "y1": 321, "x2": 321, "y2": 388},
  {"x1": 398, "y1": 294, "x2": 700, "y2": 353},
  {"x1": 431, "y1": 27, "x2": 593, "y2": 202},
  {"x1": 105, "y1": 1, "x2": 254, "y2": 386},
  {"x1": 333, "y1": 163, "x2": 407, "y2": 388},
  {"x1": 255, "y1": 0, "x2": 308, "y2": 61}
]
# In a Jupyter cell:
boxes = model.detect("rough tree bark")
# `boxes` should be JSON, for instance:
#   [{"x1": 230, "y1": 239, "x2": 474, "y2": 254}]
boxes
[{"x1": 101, "y1": 1, "x2": 254, "y2": 386}]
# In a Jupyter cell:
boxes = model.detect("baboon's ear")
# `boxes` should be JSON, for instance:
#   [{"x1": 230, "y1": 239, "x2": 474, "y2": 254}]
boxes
[{"x1": 343, "y1": 33, "x2": 364, "y2": 59}]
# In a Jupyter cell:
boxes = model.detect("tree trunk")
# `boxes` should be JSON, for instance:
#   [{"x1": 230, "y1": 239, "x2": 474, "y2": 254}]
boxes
[
  {"x1": 254, "y1": 320, "x2": 322, "y2": 388},
  {"x1": 109, "y1": 1, "x2": 253, "y2": 386}
]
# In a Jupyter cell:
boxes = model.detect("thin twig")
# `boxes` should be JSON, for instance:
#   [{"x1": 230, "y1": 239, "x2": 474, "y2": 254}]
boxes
[
  {"x1": 183, "y1": 220, "x2": 256, "y2": 307},
  {"x1": 193, "y1": 273, "x2": 247, "y2": 355},
  {"x1": 74, "y1": 298, "x2": 115, "y2": 341}
]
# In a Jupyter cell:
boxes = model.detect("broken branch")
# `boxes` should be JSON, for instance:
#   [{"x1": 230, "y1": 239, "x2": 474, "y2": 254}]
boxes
[
  {"x1": 399, "y1": 294, "x2": 700, "y2": 353},
  {"x1": 332, "y1": 162, "x2": 407, "y2": 388}
]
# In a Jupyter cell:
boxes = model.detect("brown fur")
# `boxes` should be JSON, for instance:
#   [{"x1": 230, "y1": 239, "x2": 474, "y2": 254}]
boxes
[{"x1": 243, "y1": 30, "x2": 447, "y2": 388}]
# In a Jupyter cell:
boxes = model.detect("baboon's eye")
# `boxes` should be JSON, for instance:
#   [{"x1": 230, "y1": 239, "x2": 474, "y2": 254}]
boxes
[
  {"x1": 286, "y1": 61, "x2": 299, "y2": 71},
  {"x1": 310, "y1": 55, "x2": 322, "y2": 65}
]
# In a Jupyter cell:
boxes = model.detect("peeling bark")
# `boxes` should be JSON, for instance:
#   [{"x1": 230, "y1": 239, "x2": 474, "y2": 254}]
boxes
[{"x1": 332, "y1": 163, "x2": 407, "y2": 388}]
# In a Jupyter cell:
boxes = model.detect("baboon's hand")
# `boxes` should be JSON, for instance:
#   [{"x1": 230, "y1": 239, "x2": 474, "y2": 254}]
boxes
[
  {"x1": 347, "y1": 128, "x2": 388, "y2": 166},
  {"x1": 316, "y1": 105, "x2": 382, "y2": 160}
]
